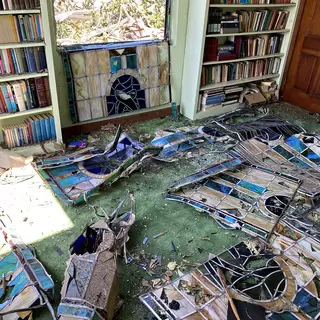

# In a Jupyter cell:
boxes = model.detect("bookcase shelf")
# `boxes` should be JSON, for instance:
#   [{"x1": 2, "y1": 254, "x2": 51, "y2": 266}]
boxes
[
  {"x1": 0, "y1": 0, "x2": 63, "y2": 147},
  {"x1": 203, "y1": 53, "x2": 284, "y2": 65},
  {"x1": 206, "y1": 29, "x2": 290, "y2": 37},
  {"x1": 180, "y1": 0, "x2": 300, "y2": 120},
  {"x1": 200, "y1": 73, "x2": 280, "y2": 90},
  {"x1": 0, "y1": 9, "x2": 40, "y2": 14},
  {"x1": 0, "y1": 106, "x2": 52, "y2": 120},
  {"x1": 0, "y1": 72, "x2": 49, "y2": 83},
  {"x1": 210, "y1": 4, "x2": 296, "y2": 8},
  {"x1": 0, "y1": 42, "x2": 45, "y2": 49}
]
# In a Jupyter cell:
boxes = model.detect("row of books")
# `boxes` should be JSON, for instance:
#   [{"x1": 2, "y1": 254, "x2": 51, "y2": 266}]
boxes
[
  {"x1": 211, "y1": 0, "x2": 291, "y2": 3},
  {"x1": 201, "y1": 57, "x2": 281, "y2": 85},
  {"x1": 238, "y1": 10, "x2": 289, "y2": 32},
  {"x1": 0, "y1": 0, "x2": 40, "y2": 10},
  {"x1": 0, "y1": 47, "x2": 47, "y2": 75},
  {"x1": 203, "y1": 34, "x2": 283, "y2": 62},
  {"x1": 3, "y1": 113, "x2": 56, "y2": 148},
  {"x1": 0, "y1": 77, "x2": 51, "y2": 113},
  {"x1": 199, "y1": 86, "x2": 243, "y2": 111},
  {"x1": 0, "y1": 14, "x2": 43, "y2": 44},
  {"x1": 207, "y1": 9, "x2": 289, "y2": 34}
]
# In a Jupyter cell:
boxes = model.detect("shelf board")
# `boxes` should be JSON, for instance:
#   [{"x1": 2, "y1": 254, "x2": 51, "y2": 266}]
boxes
[
  {"x1": 0, "y1": 9, "x2": 40, "y2": 14},
  {"x1": 196, "y1": 102, "x2": 243, "y2": 120},
  {"x1": 0, "y1": 106, "x2": 52, "y2": 120},
  {"x1": 203, "y1": 53, "x2": 284, "y2": 65},
  {"x1": 200, "y1": 73, "x2": 280, "y2": 90},
  {"x1": 210, "y1": 4, "x2": 296, "y2": 7},
  {"x1": 0, "y1": 72, "x2": 48, "y2": 82},
  {"x1": 206, "y1": 29, "x2": 290, "y2": 37},
  {"x1": 0, "y1": 41, "x2": 45, "y2": 49}
]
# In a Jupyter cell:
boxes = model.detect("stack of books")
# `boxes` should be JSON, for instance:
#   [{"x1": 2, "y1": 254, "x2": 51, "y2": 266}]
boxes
[
  {"x1": 201, "y1": 57, "x2": 281, "y2": 85},
  {"x1": 211, "y1": 0, "x2": 291, "y2": 3},
  {"x1": 238, "y1": 10, "x2": 290, "y2": 32},
  {"x1": 0, "y1": 14, "x2": 43, "y2": 43},
  {"x1": 2, "y1": 113, "x2": 56, "y2": 148},
  {"x1": 221, "y1": 12, "x2": 240, "y2": 34},
  {"x1": 0, "y1": 77, "x2": 51, "y2": 113},
  {"x1": 0, "y1": 47, "x2": 47, "y2": 75},
  {"x1": 207, "y1": 8, "x2": 223, "y2": 34},
  {"x1": 199, "y1": 85, "x2": 243, "y2": 111},
  {"x1": 0, "y1": 1, "x2": 40, "y2": 9}
]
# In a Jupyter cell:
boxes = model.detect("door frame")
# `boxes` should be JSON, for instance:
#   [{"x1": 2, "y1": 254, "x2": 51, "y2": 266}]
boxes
[{"x1": 281, "y1": 0, "x2": 307, "y2": 94}]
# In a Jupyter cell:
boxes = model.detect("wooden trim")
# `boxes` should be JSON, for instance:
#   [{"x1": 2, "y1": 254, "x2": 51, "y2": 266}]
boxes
[
  {"x1": 62, "y1": 105, "x2": 175, "y2": 140},
  {"x1": 280, "y1": 0, "x2": 306, "y2": 93}
]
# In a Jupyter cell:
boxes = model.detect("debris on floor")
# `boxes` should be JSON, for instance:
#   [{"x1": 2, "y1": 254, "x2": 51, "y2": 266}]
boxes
[
  {"x1": 58, "y1": 196, "x2": 135, "y2": 320},
  {"x1": 151, "y1": 126, "x2": 232, "y2": 162},
  {"x1": 0, "y1": 220, "x2": 55, "y2": 319},
  {"x1": 141, "y1": 231, "x2": 320, "y2": 319},
  {"x1": 34, "y1": 127, "x2": 161, "y2": 205}
]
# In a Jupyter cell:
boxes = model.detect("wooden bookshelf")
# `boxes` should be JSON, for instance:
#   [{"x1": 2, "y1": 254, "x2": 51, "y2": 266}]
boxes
[
  {"x1": 0, "y1": 9, "x2": 41, "y2": 14},
  {"x1": 209, "y1": 4, "x2": 296, "y2": 7},
  {"x1": 200, "y1": 73, "x2": 280, "y2": 90},
  {"x1": 0, "y1": 72, "x2": 49, "y2": 82},
  {"x1": 180, "y1": 0, "x2": 301, "y2": 120},
  {"x1": 206, "y1": 29, "x2": 290, "y2": 37},
  {"x1": 0, "y1": 106, "x2": 52, "y2": 120},
  {"x1": 0, "y1": 0, "x2": 62, "y2": 145},
  {"x1": 0, "y1": 42, "x2": 45, "y2": 49},
  {"x1": 202, "y1": 53, "x2": 284, "y2": 65}
]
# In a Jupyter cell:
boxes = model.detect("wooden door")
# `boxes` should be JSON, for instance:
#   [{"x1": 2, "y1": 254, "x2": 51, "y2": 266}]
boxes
[{"x1": 282, "y1": 0, "x2": 320, "y2": 113}]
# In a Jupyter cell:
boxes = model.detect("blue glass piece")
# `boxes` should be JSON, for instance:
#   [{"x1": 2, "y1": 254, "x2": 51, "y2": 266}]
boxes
[
  {"x1": 289, "y1": 157, "x2": 311, "y2": 168},
  {"x1": 273, "y1": 145, "x2": 294, "y2": 160},
  {"x1": 0, "y1": 252, "x2": 18, "y2": 276},
  {"x1": 58, "y1": 303, "x2": 95, "y2": 318},
  {"x1": 205, "y1": 180, "x2": 232, "y2": 194},
  {"x1": 164, "y1": 132, "x2": 185, "y2": 143},
  {"x1": 302, "y1": 148, "x2": 320, "y2": 165},
  {"x1": 225, "y1": 216, "x2": 237, "y2": 223},
  {"x1": 110, "y1": 56, "x2": 122, "y2": 73},
  {"x1": 285, "y1": 135, "x2": 308, "y2": 153},
  {"x1": 9, "y1": 271, "x2": 29, "y2": 298},
  {"x1": 160, "y1": 146, "x2": 178, "y2": 158},
  {"x1": 152, "y1": 137, "x2": 168, "y2": 147},
  {"x1": 59, "y1": 173, "x2": 92, "y2": 189},
  {"x1": 178, "y1": 141, "x2": 196, "y2": 151},
  {"x1": 223, "y1": 158, "x2": 242, "y2": 168},
  {"x1": 238, "y1": 180, "x2": 266, "y2": 194},
  {"x1": 293, "y1": 289, "x2": 320, "y2": 318},
  {"x1": 22, "y1": 249, "x2": 34, "y2": 261},
  {"x1": 126, "y1": 54, "x2": 137, "y2": 69},
  {"x1": 30, "y1": 261, "x2": 54, "y2": 290}
]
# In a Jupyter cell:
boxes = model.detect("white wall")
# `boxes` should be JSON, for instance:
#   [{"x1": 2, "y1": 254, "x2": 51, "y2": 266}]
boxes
[{"x1": 54, "y1": 0, "x2": 190, "y2": 128}]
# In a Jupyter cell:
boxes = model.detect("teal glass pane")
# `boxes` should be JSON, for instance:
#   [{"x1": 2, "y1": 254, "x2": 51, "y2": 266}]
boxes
[
  {"x1": 110, "y1": 56, "x2": 122, "y2": 73},
  {"x1": 126, "y1": 54, "x2": 137, "y2": 69}
]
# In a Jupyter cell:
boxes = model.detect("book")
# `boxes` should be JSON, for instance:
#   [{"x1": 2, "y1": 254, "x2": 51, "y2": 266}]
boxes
[
  {"x1": 34, "y1": 77, "x2": 47, "y2": 107},
  {"x1": 12, "y1": 81, "x2": 26, "y2": 111}
]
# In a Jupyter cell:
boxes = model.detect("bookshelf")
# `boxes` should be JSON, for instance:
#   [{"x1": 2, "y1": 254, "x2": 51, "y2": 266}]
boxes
[
  {"x1": 180, "y1": 0, "x2": 301, "y2": 120},
  {"x1": 0, "y1": 0, "x2": 62, "y2": 147}
]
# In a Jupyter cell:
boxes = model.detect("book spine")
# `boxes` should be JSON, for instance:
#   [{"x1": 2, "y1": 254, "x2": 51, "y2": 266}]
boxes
[
  {"x1": 43, "y1": 114, "x2": 51, "y2": 140},
  {"x1": 49, "y1": 115, "x2": 56, "y2": 139},
  {"x1": 28, "y1": 78, "x2": 39, "y2": 108},
  {"x1": 7, "y1": 83, "x2": 17, "y2": 112},
  {"x1": 43, "y1": 77, "x2": 51, "y2": 105},
  {"x1": 34, "y1": 77, "x2": 47, "y2": 107},
  {"x1": 0, "y1": 84, "x2": 12, "y2": 112}
]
